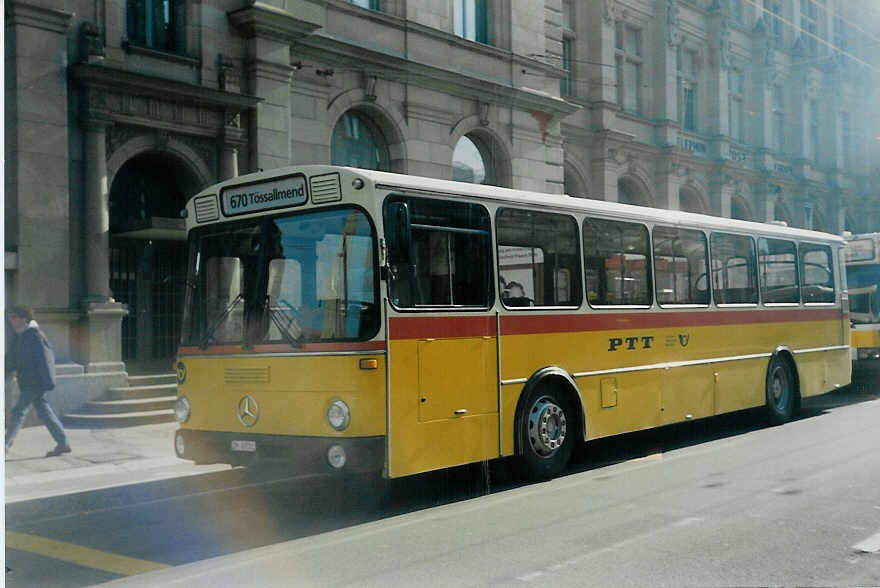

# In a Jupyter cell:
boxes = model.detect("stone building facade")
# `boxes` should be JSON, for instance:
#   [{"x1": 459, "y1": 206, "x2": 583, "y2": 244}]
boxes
[
  {"x1": 5, "y1": 0, "x2": 880, "y2": 403},
  {"x1": 560, "y1": 0, "x2": 879, "y2": 232}
]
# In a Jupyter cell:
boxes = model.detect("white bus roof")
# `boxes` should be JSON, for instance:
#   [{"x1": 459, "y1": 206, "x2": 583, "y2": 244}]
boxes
[{"x1": 190, "y1": 165, "x2": 845, "y2": 244}]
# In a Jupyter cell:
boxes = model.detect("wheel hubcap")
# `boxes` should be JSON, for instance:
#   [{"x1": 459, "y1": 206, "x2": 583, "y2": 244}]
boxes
[
  {"x1": 771, "y1": 367, "x2": 789, "y2": 408},
  {"x1": 527, "y1": 396, "x2": 567, "y2": 458}
]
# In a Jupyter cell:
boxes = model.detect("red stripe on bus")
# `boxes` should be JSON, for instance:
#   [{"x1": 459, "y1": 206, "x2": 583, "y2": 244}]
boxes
[
  {"x1": 388, "y1": 307, "x2": 842, "y2": 339},
  {"x1": 499, "y1": 308, "x2": 842, "y2": 335},
  {"x1": 388, "y1": 315, "x2": 497, "y2": 339}
]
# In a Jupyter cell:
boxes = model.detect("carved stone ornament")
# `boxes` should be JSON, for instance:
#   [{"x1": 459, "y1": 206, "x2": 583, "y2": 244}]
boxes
[
  {"x1": 106, "y1": 125, "x2": 141, "y2": 159},
  {"x1": 603, "y1": 0, "x2": 618, "y2": 25},
  {"x1": 226, "y1": 112, "x2": 242, "y2": 129},
  {"x1": 364, "y1": 74, "x2": 377, "y2": 102},
  {"x1": 666, "y1": 0, "x2": 682, "y2": 46},
  {"x1": 80, "y1": 22, "x2": 104, "y2": 63},
  {"x1": 479, "y1": 102, "x2": 490, "y2": 126}
]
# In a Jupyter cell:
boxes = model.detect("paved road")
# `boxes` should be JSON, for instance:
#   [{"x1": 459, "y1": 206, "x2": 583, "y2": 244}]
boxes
[{"x1": 6, "y1": 378, "x2": 880, "y2": 587}]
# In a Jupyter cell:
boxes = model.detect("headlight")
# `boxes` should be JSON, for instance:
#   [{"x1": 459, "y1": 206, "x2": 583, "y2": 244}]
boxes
[
  {"x1": 327, "y1": 400, "x2": 350, "y2": 431},
  {"x1": 175, "y1": 396, "x2": 191, "y2": 423}
]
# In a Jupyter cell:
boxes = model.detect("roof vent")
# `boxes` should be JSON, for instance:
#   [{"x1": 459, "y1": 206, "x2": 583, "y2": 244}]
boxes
[
  {"x1": 310, "y1": 173, "x2": 342, "y2": 204},
  {"x1": 194, "y1": 195, "x2": 219, "y2": 222}
]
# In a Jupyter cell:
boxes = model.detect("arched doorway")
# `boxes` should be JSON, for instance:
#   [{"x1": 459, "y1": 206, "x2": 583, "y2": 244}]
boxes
[{"x1": 109, "y1": 152, "x2": 199, "y2": 370}]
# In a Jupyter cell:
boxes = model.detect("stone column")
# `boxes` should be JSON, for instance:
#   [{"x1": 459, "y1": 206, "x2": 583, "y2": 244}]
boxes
[
  {"x1": 81, "y1": 117, "x2": 128, "y2": 372},
  {"x1": 83, "y1": 118, "x2": 113, "y2": 301}
]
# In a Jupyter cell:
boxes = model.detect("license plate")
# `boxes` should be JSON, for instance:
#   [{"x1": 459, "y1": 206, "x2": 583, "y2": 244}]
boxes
[{"x1": 231, "y1": 440, "x2": 256, "y2": 452}]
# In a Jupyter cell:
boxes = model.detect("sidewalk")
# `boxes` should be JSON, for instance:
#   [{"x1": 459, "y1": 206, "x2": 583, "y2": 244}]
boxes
[{"x1": 4, "y1": 422, "x2": 229, "y2": 503}]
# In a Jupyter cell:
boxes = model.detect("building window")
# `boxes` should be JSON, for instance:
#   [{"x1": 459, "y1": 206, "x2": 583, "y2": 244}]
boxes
[
  {"x1": 454, "y1": 0, "x2": 488, "y2": 44},
  {"x1": 728, "y1": 69, "x2": 744, "y2": 142},
  {"x1": 453, "y1": 135, "x2": 496, "y2": 185},
  {"x1": 127, "y1": 0, "x2": 185, "y2": 52},
  {"x1": 834, "y1": 16, "x2": 849, "y2": 64},
  {"x1": 678, "y1": 48, "x2": 697, "y2": 132},
  {"x1": 615, "y1": 22, "x2": 642, "y2": 115},
  {"x1": 331, "y1": 112, "x2": 391, "y2": 171},
  {"x1": 560, "y1": 0, "x2": 575, "y2": 97},
  {"x1": 731, "y1": 0, "x2": 745, "y2": 25},
  {"x1": 772, "y1": 85, "x2": 785, "y2": 153},
  {"x1": 840, "y1": 111, "x2": 850, "y2": 169},
  {"x1": 763, "y1": 1, "x2": 783, "y2": 43},
  {"x1": 808, "y1": 100, "x2": 819, "y2": 161},
  {"x1": 800, "y1": 0, "x2": 824, "y2": 55},
  {"x1": 561, "y1": 37, "x2": 574, "y2": 97},
  {"x1": 349, "y1": 0, "x2": 380, "y2": 9}
]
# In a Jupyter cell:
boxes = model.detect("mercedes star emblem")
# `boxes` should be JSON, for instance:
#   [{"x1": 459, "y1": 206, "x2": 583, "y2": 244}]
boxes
[{"x1": 237, "y1": 394, "x2": 259, "y2": 427}]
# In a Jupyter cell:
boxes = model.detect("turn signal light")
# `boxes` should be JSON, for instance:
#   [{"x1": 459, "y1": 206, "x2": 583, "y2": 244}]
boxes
[{"x1": 359, "y1": 358, "x2": 378, "y2": 370}]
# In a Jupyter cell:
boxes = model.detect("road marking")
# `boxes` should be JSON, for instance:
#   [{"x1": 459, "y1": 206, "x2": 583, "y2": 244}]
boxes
[
  {"x1": 853, "y1": 530, "x2": 880, "y2": 553},
  {"x1": 6, "y1": 531, "x2": 169, "y2": 576}
]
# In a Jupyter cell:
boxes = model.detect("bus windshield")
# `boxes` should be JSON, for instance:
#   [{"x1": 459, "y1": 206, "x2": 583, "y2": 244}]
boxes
[
  {"x1": 181, "y1": 207, "x2": 379, "y2": 347},
  {"x1": 846, "y1": 264, "x2": 880, "y2": 324}
]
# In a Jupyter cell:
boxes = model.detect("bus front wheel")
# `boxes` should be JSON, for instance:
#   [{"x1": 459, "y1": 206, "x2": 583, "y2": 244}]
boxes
[
  {"x1": 519, "y1": 386, "x2": 575, "y2": 480},
  {"x1": 765, "y1": 355, "x2": 797, "y2": 425}
]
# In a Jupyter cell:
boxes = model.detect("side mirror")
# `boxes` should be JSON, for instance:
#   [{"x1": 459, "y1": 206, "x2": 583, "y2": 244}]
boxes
[{"x1": 384, "y1": 201, "x2": 412, "y2": 265}]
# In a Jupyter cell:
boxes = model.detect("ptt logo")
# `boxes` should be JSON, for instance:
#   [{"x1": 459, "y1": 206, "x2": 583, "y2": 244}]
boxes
[
  {"x1": 607, "y1": 333, "x2": 692, "y2": 351},
  {"x1": 608, "y1": 336, "x2": 655, "y2": 351}
]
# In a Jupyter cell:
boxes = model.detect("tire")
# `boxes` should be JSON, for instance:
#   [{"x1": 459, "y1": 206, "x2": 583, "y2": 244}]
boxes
[
  {"x1": 518, "y1": 385, "x2": 576, "y2": 480},
  {"x1": 765, "y1": 355, "x2": 797, "y2": 425}
]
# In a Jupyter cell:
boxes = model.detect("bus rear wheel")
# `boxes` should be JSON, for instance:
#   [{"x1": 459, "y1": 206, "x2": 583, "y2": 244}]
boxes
[
  {"x1": 765, "y1": 355, "x2": 797, "y2": 425},
  {"x1": 519, "y1": 386, "x2": 575, "y2": 480}
]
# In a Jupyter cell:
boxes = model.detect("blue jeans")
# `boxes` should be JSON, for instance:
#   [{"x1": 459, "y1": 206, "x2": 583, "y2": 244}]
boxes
[{"x1": 5, "y1": 388, "x2": 68, "y2": 450}]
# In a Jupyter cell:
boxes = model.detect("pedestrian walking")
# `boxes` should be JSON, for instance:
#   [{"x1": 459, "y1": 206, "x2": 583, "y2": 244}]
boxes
[{"x1": 5, "y1": 305, "x2": 71, "y2": 457}]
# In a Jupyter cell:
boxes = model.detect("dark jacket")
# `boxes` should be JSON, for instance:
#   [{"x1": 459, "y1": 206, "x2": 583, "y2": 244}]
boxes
[{"x1": 7, "y1": 321, "x2": 56, "y2": 393}]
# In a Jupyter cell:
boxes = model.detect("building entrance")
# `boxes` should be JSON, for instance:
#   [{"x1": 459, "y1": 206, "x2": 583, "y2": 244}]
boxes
[{"x1": 108, "y1": 152, "x2": 198, "y2": 370}]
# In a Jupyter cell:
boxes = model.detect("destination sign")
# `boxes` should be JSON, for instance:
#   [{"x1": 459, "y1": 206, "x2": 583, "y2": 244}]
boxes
[{"x1": 221, "y1": 174, "x2": 308, "y2": 216}]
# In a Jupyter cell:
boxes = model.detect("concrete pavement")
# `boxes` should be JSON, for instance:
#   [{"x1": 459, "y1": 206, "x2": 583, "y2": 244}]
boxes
[{"x1": 4, "y1": 422, "x2": 229, "y2": 503}]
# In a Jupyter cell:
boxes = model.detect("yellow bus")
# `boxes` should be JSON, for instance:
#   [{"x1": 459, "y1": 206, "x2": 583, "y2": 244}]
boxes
[
  {"x1": 173, "y1": 165, "x2": 851, "y2": 480},
  {"x1": 845, "y1": 233, "x2": 880, "y2": 362}
]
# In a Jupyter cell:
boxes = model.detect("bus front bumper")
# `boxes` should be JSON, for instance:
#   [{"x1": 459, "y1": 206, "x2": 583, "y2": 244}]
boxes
[{"x1": 174, "y1": 429, "x2": 385, "y2": 474}]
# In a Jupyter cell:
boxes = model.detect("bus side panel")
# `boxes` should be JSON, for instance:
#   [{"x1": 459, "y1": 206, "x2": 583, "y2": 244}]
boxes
[
  {"x1": 712, "y1": 357, "x2": 766, "y2": 415},
  {"x1": 579, "y1": 370, "x2": 663, "y2": 439},
  {"x1": 797, "y1": 348, "x2": 850, "y2": 398},
  {"x1": 179, "y1": 355, "x2": 386, "y2": 436},
  {"x1": 387, "y1": 336, "x2": 499, "y2": 478}
]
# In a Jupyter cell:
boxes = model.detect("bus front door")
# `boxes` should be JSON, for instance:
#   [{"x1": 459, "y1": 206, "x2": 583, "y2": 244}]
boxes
[{"x1": 387, "y1": 326, "x2": 499, "y2": 478}]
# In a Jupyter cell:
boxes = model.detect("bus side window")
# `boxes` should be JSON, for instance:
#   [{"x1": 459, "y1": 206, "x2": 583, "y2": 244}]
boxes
[
  {"x1": 758, "y1": 238, "x2": 799, "y2": 303},
  {"x1": 583, "y1": 217, "x2": 652, "y2": 306},
  {"x1": 652, "y1": 226, "x2": 710, "y2": 306},
  {"x1": 384, "y1": 196, "x2": 492, "y2": 309},
  {"x1": 710, "y1": 232, "x2": 757, "y2": 305},
  {"x1": 497, "y1": 208, "x2": 582, "y2": 308},
  {"x1": 800, "y1": 243, "x2": 835, "y2": 303}
]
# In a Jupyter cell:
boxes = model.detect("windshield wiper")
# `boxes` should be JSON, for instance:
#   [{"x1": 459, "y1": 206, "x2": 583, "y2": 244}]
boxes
[
  {"x1": 199, "y1": 293, "x2": 243, "y2": 349},
  {"x1": 266, "y1": 298, "x2": 304, "y2": 349}
]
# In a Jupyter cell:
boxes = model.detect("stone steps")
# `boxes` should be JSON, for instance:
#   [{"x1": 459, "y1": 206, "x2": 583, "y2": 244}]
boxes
[{"x1": 63, "y1": 372, "x2": 177, "y2": 428}]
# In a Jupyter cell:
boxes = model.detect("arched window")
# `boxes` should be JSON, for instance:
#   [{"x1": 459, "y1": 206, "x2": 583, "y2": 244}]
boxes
[
  {"x1": 679, "y1": 187, "x2": 705, "y2": 214},
  {"x1": 774, "y1": 199, "x2": 793, "y2": 226},
  {"x1": 731, "y1": 196, "x2": 752, "y2": 221},
  {"x1": 453, "y1": 134, "x2": 497, "y2": 185},
  {"x1": 618, "y1": 178, "x2": 649, "y2": 206},
  {"x1": 331, "y1": 112, "x2": 390, "y2": 171}
]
